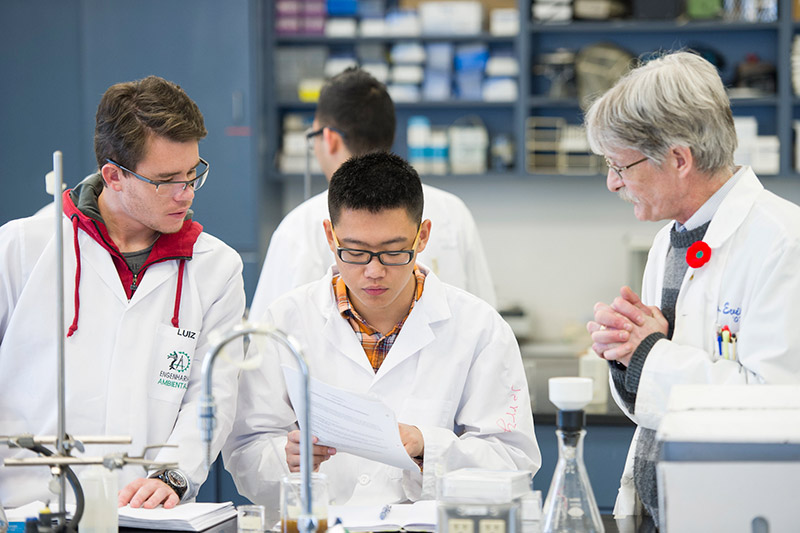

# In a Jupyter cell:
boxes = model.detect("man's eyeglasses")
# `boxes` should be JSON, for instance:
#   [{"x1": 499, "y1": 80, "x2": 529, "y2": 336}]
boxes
[
  {"x1": 305, "y1": 126, "x2": 346, "y2": 150},
  {"x1": 604, "y1": 156, "x2": 648, "y2": 179},
  {"x1": 331, "y1": 225, "x2": 421, "y2": 266},
  {"x1": 105, "y1": 158, "x2": 210, "y2": 197}
]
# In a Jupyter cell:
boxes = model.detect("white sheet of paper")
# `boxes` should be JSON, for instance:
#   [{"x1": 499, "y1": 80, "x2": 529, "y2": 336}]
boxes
[
  {"x1": 329, "y1": 500, "x2": 438, "y2": 532},
  {"x1": 282, "y1": 365, "x2": 419, "y2": 471}
]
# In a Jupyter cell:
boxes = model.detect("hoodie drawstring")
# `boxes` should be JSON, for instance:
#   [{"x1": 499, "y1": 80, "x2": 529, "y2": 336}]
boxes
[
  {"x1": 67, "y1": 215, "x2": 81, "y2": 337},
  {"x1": 172, "y1": 259, "x2": 185, "y2": 328}
]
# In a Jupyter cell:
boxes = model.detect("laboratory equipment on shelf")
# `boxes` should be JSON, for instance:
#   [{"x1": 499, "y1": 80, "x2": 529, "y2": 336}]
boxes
[
  {"x1": 541, "y1": 377, "x2": 604, "y2": 533},
  {"x1": 0, "y1": 152, "x2": 176, "y2": 533},
  {"x1": 200, "y1": 322, "x2": 317, "y2": 533}
]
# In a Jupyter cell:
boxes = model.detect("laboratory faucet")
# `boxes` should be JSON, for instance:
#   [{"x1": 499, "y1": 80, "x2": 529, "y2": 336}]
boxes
[{"x1": 199, "y1": 322, "x2": 317, "y2": 533}]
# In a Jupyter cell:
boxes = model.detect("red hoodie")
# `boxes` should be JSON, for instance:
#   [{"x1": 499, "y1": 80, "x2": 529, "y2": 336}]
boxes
[{"x1": 60, "y1": 176, "x2": 203, "y2": 336}]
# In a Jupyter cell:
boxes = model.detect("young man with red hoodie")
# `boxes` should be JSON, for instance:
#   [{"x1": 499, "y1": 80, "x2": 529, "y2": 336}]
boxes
[{"x1": 0, "y1": 76, "x2": 245, "y2": 508}]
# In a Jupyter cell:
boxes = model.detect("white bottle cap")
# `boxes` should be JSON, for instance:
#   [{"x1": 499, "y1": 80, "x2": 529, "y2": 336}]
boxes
[{"x1": 548, "y1": 377, "x2": 593, "y2": 411}]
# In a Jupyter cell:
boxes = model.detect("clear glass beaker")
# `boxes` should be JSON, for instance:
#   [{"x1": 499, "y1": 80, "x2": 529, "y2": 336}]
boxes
[
  {"x1": 237, "y1": 505, "x2": 266, "y2": 533},
  {"x1": 280, "y1": 472, "x2": 328, "y2": 533}
]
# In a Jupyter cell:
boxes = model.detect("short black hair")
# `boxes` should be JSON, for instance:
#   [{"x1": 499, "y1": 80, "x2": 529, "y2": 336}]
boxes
[
  {"x1": 328, "y1": 152, "x2": 423, "y2": 226},
  {"x1": 316, "y1": 67, "x2": 395, "y2": 155}
]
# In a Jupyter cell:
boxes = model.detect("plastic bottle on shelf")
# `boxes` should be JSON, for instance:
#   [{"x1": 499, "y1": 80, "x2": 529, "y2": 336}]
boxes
[{"x1": 541, "y1": 377, "x2": 604, "y2": 533}]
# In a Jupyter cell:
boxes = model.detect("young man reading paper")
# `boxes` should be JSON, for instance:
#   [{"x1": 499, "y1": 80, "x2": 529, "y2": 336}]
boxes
[{"x1": 223, "y1": 152, "x2": 539, "y2": 516}]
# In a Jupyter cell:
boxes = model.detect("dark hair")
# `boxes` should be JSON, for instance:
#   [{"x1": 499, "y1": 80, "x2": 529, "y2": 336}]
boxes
[
  {"x1": 328, "y1": 152, "x2": 423, "y2": 226},
  {"x1": 94, "y1": 76, "x2": 207, "y2": 170},
  {"x1": 316, "y1": 67, "x2": 395, "y2": 155}
]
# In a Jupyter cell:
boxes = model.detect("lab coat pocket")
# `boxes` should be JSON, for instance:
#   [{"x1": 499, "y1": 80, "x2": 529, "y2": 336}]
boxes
[
  {"x1": 399, "y1": 398, "x2": 455, "y2": 429},
  {"x1": 147, "y1": 323, "x2": 199, "y2": 404}
]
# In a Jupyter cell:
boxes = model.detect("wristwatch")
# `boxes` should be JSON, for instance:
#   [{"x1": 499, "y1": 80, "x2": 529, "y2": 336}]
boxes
[{"x1": 150, "y1": 468, "x2": 188, "y2": 500}]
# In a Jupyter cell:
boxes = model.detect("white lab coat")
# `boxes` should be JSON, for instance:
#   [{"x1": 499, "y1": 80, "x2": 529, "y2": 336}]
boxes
[
  {"x1": 612, "y1": 167, "x2": 800, "y2": 515},
  {"x1": 224, "y1": 264, "x2": 539, "y2": 521},
  {"x1": 0, "y1": 212, "x2": 245, "y2": 506},
  {"x1": 249, "y1": 185, "x2": 497, "y2": 319}
]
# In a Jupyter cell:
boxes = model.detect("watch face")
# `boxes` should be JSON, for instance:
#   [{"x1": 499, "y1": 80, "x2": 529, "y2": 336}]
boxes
[{"x1": 166, "y1": 470, "x2": 188, "y2": 488}]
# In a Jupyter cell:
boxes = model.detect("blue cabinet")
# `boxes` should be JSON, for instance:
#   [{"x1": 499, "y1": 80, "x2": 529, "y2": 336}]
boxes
[{"x1": 0, "y1": 0, "x2": 273, "y2": 302}]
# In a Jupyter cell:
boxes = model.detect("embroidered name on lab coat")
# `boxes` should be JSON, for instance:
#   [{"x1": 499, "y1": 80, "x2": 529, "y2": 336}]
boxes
[
  {"x1": 176, "y1": 328, "x2": 197, "y2": 339},
  {"x1": 717, "y1": 301, "x2": 742, "y2": 323}
]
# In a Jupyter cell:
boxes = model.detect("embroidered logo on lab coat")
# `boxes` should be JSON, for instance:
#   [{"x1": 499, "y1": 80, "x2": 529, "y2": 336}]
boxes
[{"x1": 157, "y1": 350, "x2": 191, "y2": 390}]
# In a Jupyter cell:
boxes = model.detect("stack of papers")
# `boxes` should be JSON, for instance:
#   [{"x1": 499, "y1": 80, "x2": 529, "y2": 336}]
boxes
[
  {"x1": 7, "y1": 501, "x2": 237, "y2": 533},
  {"x1": 119, "y1": 502, "x2": 237, "y2": 531},
  {"x1": 329, "y1": 500, "x2": 437, "y2": 532}
]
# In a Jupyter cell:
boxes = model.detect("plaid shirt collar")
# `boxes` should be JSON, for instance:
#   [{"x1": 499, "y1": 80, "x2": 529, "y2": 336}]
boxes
[{"x1": 332, "y1": 265, "x2": 426, "y2": 372}]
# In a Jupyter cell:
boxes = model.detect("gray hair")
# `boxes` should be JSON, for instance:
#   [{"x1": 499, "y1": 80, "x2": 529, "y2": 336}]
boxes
[{"x1": 584, "y1": 51, "x2": 736, "y2": 174}]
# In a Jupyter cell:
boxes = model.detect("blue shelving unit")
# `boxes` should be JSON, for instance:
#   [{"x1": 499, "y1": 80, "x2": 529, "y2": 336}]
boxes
[{"x1": 266, "y1": 0, "x2": 799, "y2": 181}]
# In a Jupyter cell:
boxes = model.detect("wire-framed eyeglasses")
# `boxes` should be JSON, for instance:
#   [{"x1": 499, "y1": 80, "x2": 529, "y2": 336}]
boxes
[
  {"x1": 331, "y1": 225, "x2": 421, "y2": 266},
  {"x1": 105, "y1": 158, "x2": 210, "y2": 196},
  {"x1": 604, "y1": 156, "x2": 648, "y2": 179}
]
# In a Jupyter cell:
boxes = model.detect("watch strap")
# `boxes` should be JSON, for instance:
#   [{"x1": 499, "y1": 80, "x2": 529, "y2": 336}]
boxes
[{"x1": 149, "y1": 468, "x2": 188, "y2": 501}]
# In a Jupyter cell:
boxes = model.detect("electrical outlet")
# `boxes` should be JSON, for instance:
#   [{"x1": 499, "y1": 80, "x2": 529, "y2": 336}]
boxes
[
  {"x1": 448, "y1": 518, "x2": 475, "y2": 533},
  {"x1": 478, "y1": 519, "x2": 506, "y2": 533}
]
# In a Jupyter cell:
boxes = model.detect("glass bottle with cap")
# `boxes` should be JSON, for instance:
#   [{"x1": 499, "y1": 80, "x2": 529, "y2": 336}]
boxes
[{"x1": 541, "y1": 377, "x2": 604, "y2": 533}]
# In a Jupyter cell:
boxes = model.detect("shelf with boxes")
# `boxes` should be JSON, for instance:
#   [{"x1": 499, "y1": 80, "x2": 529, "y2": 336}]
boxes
[
  {"x1": 531, "y1": 20, "x2": 780, "y2": 32},
  {"x1": 526, "y1": 0, "x2": 797, "y2": 177},
  {"x1": 275, "y1": 33, "x2": 516, "y2": 43},
  {"x1": 266, "y1": 0, "x2": 526, "y2": 180},
  {"x1": 268, "y1": 0, "x2": 800, "y2": 180}
]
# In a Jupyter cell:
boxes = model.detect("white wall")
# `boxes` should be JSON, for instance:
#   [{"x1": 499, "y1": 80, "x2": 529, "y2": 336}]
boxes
[{"x1": 283, "y1": 173, "x2": 800, "y2": 344}]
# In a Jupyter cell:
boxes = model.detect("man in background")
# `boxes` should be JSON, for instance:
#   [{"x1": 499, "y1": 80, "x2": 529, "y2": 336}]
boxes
[{"x1": 249, "y1": 67, "x2": 496, "y2": 318}]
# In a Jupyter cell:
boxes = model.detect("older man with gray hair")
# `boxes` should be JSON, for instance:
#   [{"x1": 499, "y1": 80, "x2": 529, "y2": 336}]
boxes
[{"x1": 584, "y1": 51, "x2": 800, "y2": 524}]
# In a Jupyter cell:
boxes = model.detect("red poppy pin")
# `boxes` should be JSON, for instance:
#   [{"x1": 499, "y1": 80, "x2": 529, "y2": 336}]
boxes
[{"x1": 686, "y1": 241, "x2": 711, "y2": 269}]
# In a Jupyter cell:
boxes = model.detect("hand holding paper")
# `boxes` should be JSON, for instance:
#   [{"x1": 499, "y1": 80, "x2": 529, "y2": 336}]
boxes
[
  {"x1": 282, "y1": 365, "x2": 420, "y2": 471},
  {"x1": 285, "y1": 429, "x2": 336, "y2": 472}
]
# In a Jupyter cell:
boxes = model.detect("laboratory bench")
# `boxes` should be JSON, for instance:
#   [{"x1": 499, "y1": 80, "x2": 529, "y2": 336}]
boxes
[
  {"x1": 198, "y1": 411, "x2": 636, "y2": 513},
  {"x1": 123, "y1": 515, "x2": 653, "y2": 533}
]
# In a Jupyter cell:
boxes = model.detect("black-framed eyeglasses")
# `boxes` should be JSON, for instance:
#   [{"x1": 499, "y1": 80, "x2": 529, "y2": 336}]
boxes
[
  {"x1": 330, "y1": 225, "x2": 421, "y2": 266},
  {"x1": 604, "y1": 156, "x2": 648, "y2": 179},
  {"x1": 105, "y1": 158, "x2": 210, "y2": 197},
  {"x1": 305, "y1": 125, "x2": 346, "y2": 150}
]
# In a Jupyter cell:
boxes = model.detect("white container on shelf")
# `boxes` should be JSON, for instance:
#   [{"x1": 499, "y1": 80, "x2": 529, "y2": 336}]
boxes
[
  {"x1": 753, "y1": 135, "x2": 779, "y2": 175},
  {"x1": 407, "y1": 115, "x2": 432, "y2": 174},
  {"x1": 578, "y1": 349, "x2": 609, "y2": 414},
  {"x1": 419, "y1": 2, "x2": 483, "y2": 35},
  {"x1": 324, "y1": 18, "x2": 357, "y2": 37},
  {"x1": 490, "y1": 8, "x2": 520, "y2": 36}
]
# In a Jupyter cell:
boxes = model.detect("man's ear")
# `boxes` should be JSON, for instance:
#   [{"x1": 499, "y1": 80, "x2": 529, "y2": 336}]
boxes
[
  {"x1": 672, "y1": 145, "x2": 694, "y2": 179},
  {"x1": 323, "y1": 219, "x2": 336, "y2": 253},
  {"x1": 415, "y1": 219, "x2": 432, "y2": 255},
  {"x1": 100, "y1": 163, "x2": 124, "y2": 192},
  {"x1": 323, "y1": 127, "x2": 343, "y2": 156}
]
